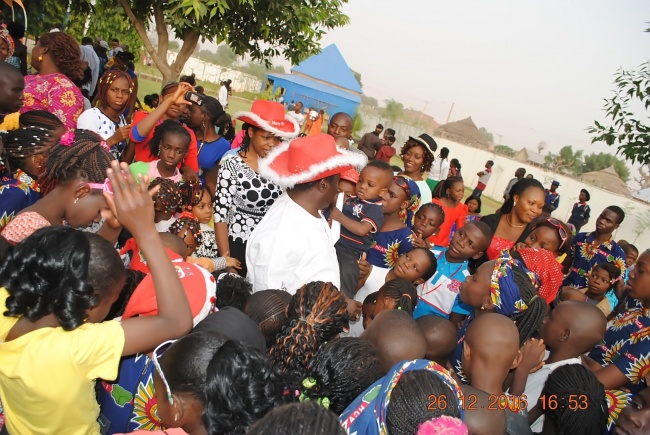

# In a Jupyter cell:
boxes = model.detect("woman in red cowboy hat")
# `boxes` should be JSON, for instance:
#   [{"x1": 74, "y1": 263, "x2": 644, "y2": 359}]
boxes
[{"x1": 214, "y1": 100, "x2": 300, "y2": 276}]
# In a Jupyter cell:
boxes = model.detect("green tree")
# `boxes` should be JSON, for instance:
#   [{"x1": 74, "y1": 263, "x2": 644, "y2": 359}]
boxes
[
  {"x1": 214, "y1": 45, "x2": 238, "y2": 67},
  {"x1": 12, "y1": 0, "x2": 92, "y2": 37},
  {"x1": 479, "y1": 127, "x2": 494, "y2": 142},
  {"x1": 360, "y1": 95, "x2": 378, "y2": 108},
  {"x1": 116, "y1": 0, "x2": 349, "y2": 83},
  {"x1": 381, "y1": 99, "x2": 404, "y2": 122},
  {"x1": 352, "y1": 69, "x2": 363, "y2": 88},
  {"x1": 168, "y1": 41, "x2": 180, "y2": 52},
  {"x1": 588, "y1": 61, "x2": 650, "y2": 165},
  {"x1": 581, "y1": 152, "x2": 630, "y2": 182},
  {"x1": 495, "y1": 145, "x2": 515, "y2": 157},
  {"x1": 544, "y1": 145, "x2": 583, "y2": 174}
]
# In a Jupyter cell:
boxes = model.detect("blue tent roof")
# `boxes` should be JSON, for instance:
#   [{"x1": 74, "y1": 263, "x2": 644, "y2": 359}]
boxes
[
  {"x1": 291, "y1": 44, "x2": 363, "y2": 94},
  {"x1": 267, "y1": 73, "x2": 361, "y2": 103}
]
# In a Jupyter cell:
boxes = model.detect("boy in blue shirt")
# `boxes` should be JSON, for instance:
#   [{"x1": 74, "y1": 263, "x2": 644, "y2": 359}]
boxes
[
  {"x1": 330, "y1": 160, "x2": 394, "y2": 297},
  {"x1": 413, "y1": 220, "x2": 493, "y2": 320}
]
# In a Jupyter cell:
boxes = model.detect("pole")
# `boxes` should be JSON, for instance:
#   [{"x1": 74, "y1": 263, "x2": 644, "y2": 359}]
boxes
[{"x1": 446, "y1": 102, "x2": 454, "y2": 124}]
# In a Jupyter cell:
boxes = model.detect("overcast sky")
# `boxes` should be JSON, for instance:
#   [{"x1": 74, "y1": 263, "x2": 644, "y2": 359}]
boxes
[{"x1": 312, "y1": 0, "x2": 649, "y2": 156}]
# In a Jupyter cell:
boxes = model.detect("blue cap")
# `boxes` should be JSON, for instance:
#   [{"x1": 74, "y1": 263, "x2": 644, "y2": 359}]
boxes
[{"x1": 551, "y1": 180, "x2": 560, "y2": 186}]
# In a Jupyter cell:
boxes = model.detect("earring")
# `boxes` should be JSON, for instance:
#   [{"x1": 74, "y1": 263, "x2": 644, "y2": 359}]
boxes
[
  {"x1": 480, "y1": 305, "x2": 485, "y2": 310},
  {"x1": 38, "y1": 55, "x2": 43, "y2": 62},
  {"x1": 74, "y1": 197, "x2": 79, "y2": 204},
  {"x1": 513, "y1": 201, "x2": 517, "y2": 207}
]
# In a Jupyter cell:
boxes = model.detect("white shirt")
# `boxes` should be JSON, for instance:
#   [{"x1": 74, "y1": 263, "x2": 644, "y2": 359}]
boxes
[
  {"x1": 415, "y1": 180, "x2": 432, "y2": 205},
  {"x1": 286, "y1": 110, "x2": 305, "y2": 127},
  {"x1": 77, "y1": 108, "x2": 126, "y2": 141},
  {"x1": 428, "y1": 158, "x2": 450, "y2": 182},
  {"x1": 246, "y1": 194, "x2": 340, "y2": 294},
  {"x1": 347, "y1": 266, "x2": 390, "y2": 337},
  {"x1": 80, "y1": 45, "x2": 100, "y2": 96},
  {"x1": 524, "y1": 353, "x2": 582, "y2": 432},
  {"x1": 218, "y1": 85, "x2": 228, "y2": 107}
]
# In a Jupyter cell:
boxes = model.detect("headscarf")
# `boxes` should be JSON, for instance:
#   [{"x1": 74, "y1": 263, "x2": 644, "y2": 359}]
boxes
[
  {"x1": 0, "y1": 26, "x2": 15, "y2": 58},
  {"x1": 395, "y1": 175, "x2": 421, "y2": 229},
  {"x1": 490, "y1": 250, "x2": 540, "y2": 317},
  {"x1": 515, "y1": 248, "x2": 564, "y2": 303},
  {"x1": 339, "y1": 359, "x2": 464, "y2": 435}
]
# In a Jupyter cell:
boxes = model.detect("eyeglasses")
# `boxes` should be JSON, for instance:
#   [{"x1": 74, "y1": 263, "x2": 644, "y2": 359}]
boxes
[
  {"x1": 393, "y1": 176, "x2": 411, "y2": 198},
  {"x1": 152, "y1": 340, "x2": 176, "y2": 405},
  {"x1": 543, "y1": 218, "x2": 568, "y2": 250}
]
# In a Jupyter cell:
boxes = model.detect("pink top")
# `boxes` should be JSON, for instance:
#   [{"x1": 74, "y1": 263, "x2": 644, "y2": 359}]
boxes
[
  {"x1": 1, "y1": 211, "x2": 51, "y2": 245},
  {"x1": 486, "y1": 235, "x2": 515, "y2": 260},
  {"x1": 231, "y1": 129, "x2": 246, "y2": 150},
  {"x1": 21, "y1": 73, "x2": 84, "y2": 131}
]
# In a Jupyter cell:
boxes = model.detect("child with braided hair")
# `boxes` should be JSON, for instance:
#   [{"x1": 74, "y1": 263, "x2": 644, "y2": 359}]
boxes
[
  {"x1": 268, "y1": 281, "x2": 349, "y2": 387},
  {"x1": 244, "y1": 289, "x2": 292, "y2": 348},
  {"x1": 168, "y1": 211, "x2": 202, "y2": 258},
  {"x1": 78, "y1": 69, "x2": 134, "y2": 160},
  {"x1": 177, "y1": 178, "x2": 203, "y2": 211},
  {"x1": 1, "y1": 129, "x2": 117, "y2": 245},
  {"x1": 372, "y1": 277, "x2": 418, "y2": 319},
  {"x1": 130, "y1": 119, "x2": 190, "y2": 183},
  {"x1": 148, "y1": 177, "x2": 181, "y2": 232}
]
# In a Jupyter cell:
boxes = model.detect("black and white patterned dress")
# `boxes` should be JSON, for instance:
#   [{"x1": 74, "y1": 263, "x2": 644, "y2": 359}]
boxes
[{"x1": 213, "y1": 154, "x2": 282, "y2": 243}]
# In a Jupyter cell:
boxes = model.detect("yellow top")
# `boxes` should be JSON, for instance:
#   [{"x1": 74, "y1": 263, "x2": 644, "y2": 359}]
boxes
[{"x1": 0, "y1": 287, "x2": 125, "y2": 434}]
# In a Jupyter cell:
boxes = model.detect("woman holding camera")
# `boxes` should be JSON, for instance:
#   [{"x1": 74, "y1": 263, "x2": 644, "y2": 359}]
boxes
[{"x1": 122, "y1": 81, "x2": 200, "y2": 180}]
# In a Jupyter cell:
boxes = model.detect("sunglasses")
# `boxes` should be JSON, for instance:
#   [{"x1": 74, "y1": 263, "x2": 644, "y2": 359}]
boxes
[
  {"x1": 543, "y1": 218, "x2": 568, "y2": 250},
  {"x1": 393, "y1": 176, "x2": 411, "y2": 198},
  {"x1": 152, "y1": 340, "x2": 176, "y2": 405}
]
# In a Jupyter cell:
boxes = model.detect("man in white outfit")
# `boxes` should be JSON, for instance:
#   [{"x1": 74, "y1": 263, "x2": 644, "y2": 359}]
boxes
[{"x1": 218, "y1": 81, "x2": 228, "y2": 108}]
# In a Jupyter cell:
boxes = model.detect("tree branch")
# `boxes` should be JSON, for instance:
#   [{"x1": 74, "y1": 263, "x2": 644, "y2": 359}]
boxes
[
  {"x1": 153, "y1": 2, "x2": 169, "y2": 59},
  {"x1": 170, "y1": 28, "x2": 200, "y2": 79}
]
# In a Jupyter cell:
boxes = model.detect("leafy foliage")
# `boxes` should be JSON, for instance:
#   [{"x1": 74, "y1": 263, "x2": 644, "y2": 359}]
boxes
[
  {"x1": 361, "y1": 95, "x2": 378, "y2": 108},
  {"x1": 582, "y1": 152, "x2": 630, "y2": 182},
  {"x1": 588, "y1": 62, "x2": 650, "y2": 165},
  {"x1": 381, "y1": 99, "x2": 404, "y2": 122},
  {"x1": 6, "y1": 0, "x2": 91, "y2": 37},
  {"x1": 351, "y1": 69, "x2": 362, "y2": 88},
  {"x1": 495, "y1": 145, "x2": 516, "y2": 157},
  {"x1": 118, "y1": 0, "x2": 349, "y2": 82},
  {"x1": 196, "y1": 45, "x2": 239, "y2": 67},
  {"x1": 479, "y1": 127, "x2": 494, "y2": 142},
  {"x1": 544, "y1": 145, "x2": 583, "y2": 174}
]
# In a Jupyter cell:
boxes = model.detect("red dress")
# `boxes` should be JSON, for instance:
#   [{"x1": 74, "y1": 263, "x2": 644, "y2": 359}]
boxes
[{"x1": 429, "y1": 199, "x2": 468, "y2": 247}]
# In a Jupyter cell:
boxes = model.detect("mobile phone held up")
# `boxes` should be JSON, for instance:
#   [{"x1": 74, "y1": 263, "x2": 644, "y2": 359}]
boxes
[{"x1": 185, "y1": 91, "x2": 203, "y2": 106}]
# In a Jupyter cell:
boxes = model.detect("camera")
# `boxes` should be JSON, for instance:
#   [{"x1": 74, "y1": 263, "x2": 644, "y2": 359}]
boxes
[{"x1": 185, "y1": 91, "x2": 203, "y2": 106}]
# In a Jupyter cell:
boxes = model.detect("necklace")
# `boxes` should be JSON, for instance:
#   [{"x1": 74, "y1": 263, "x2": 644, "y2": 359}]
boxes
[{"x1": 506, "y1": 213, "x2": 526, "y2": 228}]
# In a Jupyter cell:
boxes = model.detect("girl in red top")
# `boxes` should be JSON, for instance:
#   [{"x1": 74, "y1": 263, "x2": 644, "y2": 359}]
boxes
[{"x1": 429, "y1": 177, "x2": 467, "y2": 248}]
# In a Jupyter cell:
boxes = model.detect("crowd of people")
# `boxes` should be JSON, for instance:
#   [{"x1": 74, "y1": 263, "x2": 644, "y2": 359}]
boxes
[{"x1": 0, "y1": 26, "x2": 647, "y2": 435}]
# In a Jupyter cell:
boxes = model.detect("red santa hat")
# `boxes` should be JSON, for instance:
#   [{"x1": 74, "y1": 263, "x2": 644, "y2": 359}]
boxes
[
  {"x1": 233, "y1": 100, "x2": 300, "y2": 139},
  {"x1": 258, "y1": 133, "x2": 368, "y2": 188}
]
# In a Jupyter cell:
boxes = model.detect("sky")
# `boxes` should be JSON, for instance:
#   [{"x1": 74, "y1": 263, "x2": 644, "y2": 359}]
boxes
[{"x1": 308, "y1": 0, "x2": 650, "y2": 157}]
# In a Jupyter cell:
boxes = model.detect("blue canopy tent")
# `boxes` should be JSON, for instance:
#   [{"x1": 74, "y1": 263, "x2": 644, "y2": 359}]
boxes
[{"x1": 264, "y1": 44, "x2": 363, "y2": 118}]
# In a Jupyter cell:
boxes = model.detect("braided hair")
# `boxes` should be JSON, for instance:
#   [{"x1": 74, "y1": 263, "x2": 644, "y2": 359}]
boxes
[
  {"x1": 168, "y1": 211, "x2": 203, "y2": 246},
  {"x1": 148, "y1": 119, "x2": 191, "y2": 159},
  {"x1": 400, "y1": 140, "x2": 435, "y2": 174},
  {"x1": 19, "y1": 110, "x2": 64, "y2": 130},
  {"x1": 511, "y1": 265, "x2": 547, "y2": 345},
  {"x1": 501, "y1": 178, "x2": 544, "y2": 214},
  {"x1": 432, "y1": 176, "x2": 464, "y2": 199},
  {"x1": 39, "y1": 129, "x2": 113, "y2": 195},
  {"x1": 0, "y1": 226, "x2": 125, "y2": 330},
  {"x1": 377, "y1": 278, "x2": 418, "y2": 314},
  {"x1": 247, "y1": 402, "x2": 346, "y2": 435},
  {"x1": 417, "y1": 202, "x2": 446, "y2": 224},
  {"x1": 92, "y1": 69, "x2": 134, "y2": 114},
  {"x1": 148, "y1": 177, "x2": 181, "y2": 213},
  {"x1": 1, "y1": 126, "x2": 55, "y2": 175},
  {"x1": 214, "y1": 272, "x2": 252, "y2": 311},
  {"x1": 305, "y1": 338, "x2": 383, "y2": 414},
  {"x1": 244, "y1": 289, "x2": 292, "y2": 348},
  {"x1": 38, "y1": 32, "x2": 87, "y2": 82},
  {"x1": 540, "y1": 364, "x2": 607, "y2": 434},
  {"x1": 268, "y1": 282, "x2": 349, "y2": 380},
  {"x1": 178, "y1": 179, "x2": 203, "y2": 210},
  {"x1": 386, "y1": 370, "x2": 462, "y2": 435}
]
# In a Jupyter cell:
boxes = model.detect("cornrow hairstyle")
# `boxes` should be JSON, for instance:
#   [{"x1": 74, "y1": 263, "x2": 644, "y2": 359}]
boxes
[
  {"x1": 417, "y1": 202, "x2": 446, "y2": 223},
  {"x1": 203, "y1": 340, "x2": 287, "y2": 434},
  {"x1": 160, "y1": 81, "x2": 179, "y2": 96},
  {"x1": 105, "y1": 269, "x2": 147, "y2": 320},
  {"x1": 178, "y1": 179, "x2": 203, "y2": 210},
  {"x1": 239, "y1": 124, "x2": 258, "y2": 154},
  {"x1": 148, "y1": 177, "x2": 181, "y2": 213},
  {"x1": 305, "y1": 338, "x2": 383, "y2": 414},
  {"x1": 19, "y1": 110, "x2": 64, "y2": 130},
  {"x1": 0, "y1": 126, "x2": 55, "y2": 174},
  {"x1": 268, "y1": 281, "x2": 349, "y2": 382},
  {"x1": 148, "y1": 119, "x2": 191, "y2": 159},
  {"x1": 501, "y1": 178, "x2": 544, "y2": 215},
  {"x1": 213, "y1": 272, "x2": 252, "y2": 311},
  {"x1": 93, "y1": 69, "x2": 134, "y2": 114},
  {"x1": 400, "y1": 140, "x2": 435, "y2": 174},
  {"x1": 465, "y1": 195, "x2": 482, "y2": 214},
  {"x1": 539, "y1": 364, "x2": 607, "y2": 434},
  {"x1": 377, "y1": 278, "x2": 418, "y2": 314},
  {"x1": 432, "y1": 176, "x2": 464, "y2": 200},
  {"x1": 39, "y1": 129, "x2": 113, "y2": 195},
  {"x1": 38, "y1": 32, "x2": 87, "y2": 82},
  {"x1": 168, "y1": 212, "x2": 203, "y2": 246},
  {"x1": 510, "y1": 265, "x2": 547, "y2": 345},
  {"x1": 0, "y1": 227, "x2": 125, "y2": 330},
  {"x1": 386, "y1": 370, "x2": 462, "y2": 435},
  {"x1": 244, "y1": 289, "x2": 292, "y2": 348},
  {"x1": 247, "y1": 401, "x2": 347, "y2": 435}
]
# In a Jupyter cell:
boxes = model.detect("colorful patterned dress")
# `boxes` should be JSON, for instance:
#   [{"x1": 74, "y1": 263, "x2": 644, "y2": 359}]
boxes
[
  {"x1": 563, "y1": 232, "x2": 627, "y2": 289},
  {"x1": 366, "y1": 227, "x2": 415, "y2": 269},
  {"x1": 20, "y1": 73, "x2": 84, "y2": 131},
  {"x1": 0, "y1": 170, "x2": 40, "y2": 231}
]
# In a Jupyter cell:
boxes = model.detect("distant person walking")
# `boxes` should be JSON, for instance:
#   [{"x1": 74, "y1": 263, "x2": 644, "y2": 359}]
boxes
[
  {"x1": 357, "y1": 123, "x2": 383, "y2": 159},
  {"x1": 219, "y1": 81, "x2": 229, "y2": 108},
  {"x1": 471, "y1": 160, "x2": 493, "y2": 198},
  {"x1": 568, "y1": 188, "x2": 591, "y2": 233},
  {"x1": 545, "y1": 180, "x2": 561, "y2": 214},
  {"x1": 503, "y1": 167, "x2": 526, "y2": 201},
  {"x1": 286, "y1": 101, "x2": 305, "y2": 127},
  {"x1": 426, "y1": 146, "x2": 450, "y2": 192}
]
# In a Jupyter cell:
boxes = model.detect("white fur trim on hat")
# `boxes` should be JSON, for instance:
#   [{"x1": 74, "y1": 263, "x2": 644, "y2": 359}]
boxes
[
  {"x1": 258, "y1": 141, "x2": 368, "y2": 189},
  {"x1": 233, "y1": 111, "x2": 300, "y2": 139}
]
